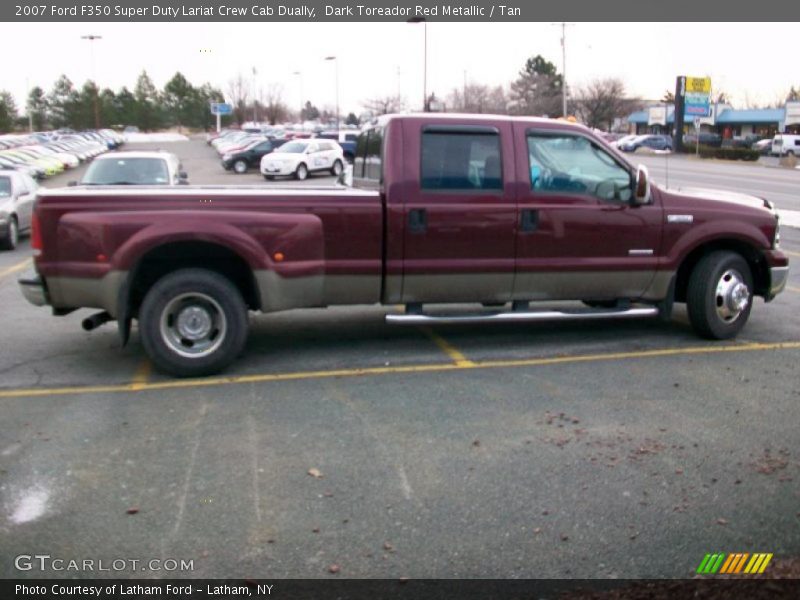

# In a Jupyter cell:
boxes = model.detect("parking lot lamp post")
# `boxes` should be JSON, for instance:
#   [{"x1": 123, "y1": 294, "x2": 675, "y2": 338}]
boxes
[
  {"x1": 407, "y1": 17, "x2": 427, "y2": 111},
  {"x1": 292, "y1": 71, "x2": 303, "y2": 121},
  {"x1": 324, "y1": 56, "x2": 339, "y2": 130},
  {"x1": 81, "y1": 34, "x2": 102, "y2": 128}
]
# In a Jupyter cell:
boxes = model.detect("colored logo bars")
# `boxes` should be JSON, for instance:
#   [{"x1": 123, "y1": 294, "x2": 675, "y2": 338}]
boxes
[{"x1": 696, "y1": 553, "x2": 773, "y2": 575}]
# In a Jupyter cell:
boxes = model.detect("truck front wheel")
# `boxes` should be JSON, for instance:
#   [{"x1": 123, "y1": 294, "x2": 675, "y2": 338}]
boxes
[
  {"x1": 139, "y1": 268, "x2": 248, "y2": 377},
  {"x1": 686, "y1": 251, "x2": 753, "y2": 340}
]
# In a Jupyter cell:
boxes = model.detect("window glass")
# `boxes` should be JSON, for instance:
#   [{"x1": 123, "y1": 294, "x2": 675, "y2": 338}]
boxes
[
  {"x1": 354, "y1": 131, "x2": 368, "y2": 178},
  {"x1": 80, "y1": 158, "x2": 170, "y2": 185},
  {"x1": 421, "y1": 132, "x2": 502, "y2": 191},
  {"x1": 364, "y1": 127, "x2": 383, "y2": 181},
  {"x1": 0, "y1": 176, "x2": 10, "y2": 197},
  {"x1": 527, "y1": 134, "x2": 632, "y2": 202}
]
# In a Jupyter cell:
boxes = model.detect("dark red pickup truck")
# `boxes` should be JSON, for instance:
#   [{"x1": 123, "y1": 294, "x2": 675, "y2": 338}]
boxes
[{"x1": 19, "y1": 114, "x2": 789, "y2": 376}]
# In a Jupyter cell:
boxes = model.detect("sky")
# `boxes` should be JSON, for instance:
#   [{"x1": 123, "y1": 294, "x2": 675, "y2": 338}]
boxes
[{"x1": 0, "y1": 22, "x2": 796, "y2": 117}]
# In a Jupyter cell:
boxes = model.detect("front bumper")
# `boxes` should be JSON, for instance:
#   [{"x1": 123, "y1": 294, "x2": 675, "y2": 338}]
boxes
[
  {"x1": 18, "y1": 271, "x2": 48, "y2": 307},
  {"x1": 261, "y1": 164, "x2": 293, "y2": 176},
  {"x1": 767, "y1": 266, "x2": 789, "y2": 300}
]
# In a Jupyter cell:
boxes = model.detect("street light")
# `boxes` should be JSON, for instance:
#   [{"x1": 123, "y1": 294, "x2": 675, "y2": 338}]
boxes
[
  {"x1": 81, "y1": 34, "x2": 102, "y2": 128},
  {"x1": 407, "y1": 17, "x2": 427, "y2": 112},
  {"x1": 292, "y1": 71, "x2": 303, "y2": 121},
  {"x1": 324, "y1": 56, "x2": 339, "y2": 130}
]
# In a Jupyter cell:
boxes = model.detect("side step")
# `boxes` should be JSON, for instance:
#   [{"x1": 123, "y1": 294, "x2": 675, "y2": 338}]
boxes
[{"x1": 386, "y1": 306, "x2": 659, "y2": 325}]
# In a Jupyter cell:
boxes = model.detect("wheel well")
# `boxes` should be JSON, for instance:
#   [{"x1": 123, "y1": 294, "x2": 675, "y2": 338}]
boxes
[
  {"x1": 674, "y1": 240, "x2": 769, "y2": 303},
  {"x1": 128, "y1": 241, "x2": 260, "y2": 316}
]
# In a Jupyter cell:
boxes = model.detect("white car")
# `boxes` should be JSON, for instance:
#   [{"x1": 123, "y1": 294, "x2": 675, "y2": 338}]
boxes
[
  {"x1": 0, "y1": 170, "x2": 38, "y2": 250},
  {"x1": 772, "y1": 134, "x2": 800, "y2": 157},
  {"x1": 77, "y1": 151, "x2": 188, "y2": 186},
  {"x1": 260, "y1": 139, "x2": 345, "y2": 180}
]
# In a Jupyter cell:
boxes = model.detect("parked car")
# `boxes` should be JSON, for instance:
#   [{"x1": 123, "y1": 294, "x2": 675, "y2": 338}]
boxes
[
  {"x1": 682, "y1": 132, "x2": 722, "y2": 148},
  {"x1": 19, "y1": 114, "x2": 788, "y2": 377},
  {"x1": 610, "y1": 134, "x2": 639, "y2": 149},
  {"x1": 76, "y1": 151, "x2": 187, "y2": 186},
  {"x1": 750, "y1": 139, "x2": 773, "y2": 155},
  {"x1": 772, "y1": 134, "x2": 800, "y2": 157},
  {"x1": 619, "y1": 134, "x2": 672, "y2": 152},
  {"x1": 222, "y1": 139, "x2": 281, "y2": 173},
  {"x1": 315, "y1": 130, "x2": 359, "y2": 162},
  {"x1": 260, "y1": 139, "x2": 345, "y2": 180},
  {"x1": 0, "y1": 170, "x2": 38, "y2": 250}
]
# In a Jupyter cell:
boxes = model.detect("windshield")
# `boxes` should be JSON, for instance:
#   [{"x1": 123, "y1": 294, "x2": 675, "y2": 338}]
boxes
[
  {"x1": 275, "y1": 141, "x2": 308, "y2": 154},
  {"x1": 0, "y1": 176, "x2": 10, "y2": 197},
  {"x1": 81, "y1": 157, "x2": 170, "y2": 185}
]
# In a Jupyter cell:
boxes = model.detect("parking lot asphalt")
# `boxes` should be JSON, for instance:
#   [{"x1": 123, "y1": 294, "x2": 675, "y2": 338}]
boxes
[{"x1": 0, "y1": 139, "x2": 798, "y2": 579}]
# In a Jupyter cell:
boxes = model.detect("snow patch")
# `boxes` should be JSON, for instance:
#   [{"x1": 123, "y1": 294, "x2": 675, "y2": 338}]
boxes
[
  {"x1": 9, "y1": 486, "x2": 50, "y2": 524},
  {"x1": 123, "y1": 133, "x2": 189, "y2": 143}
]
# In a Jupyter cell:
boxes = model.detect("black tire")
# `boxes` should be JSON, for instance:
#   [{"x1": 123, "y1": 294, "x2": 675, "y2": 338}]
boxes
[
  {"x1": 330, "y1": 159, "x2": 343, "y2": 176},
  {"x1": 0, "y1": 216, "x2": 18, "y2": 251},
  {"x1": 295, "y1": 163, "x2": 308, "y2": 180},
  {"x1": 233, "y1": 159, "x2": 248, "y2": 174},
  {"x1": 686, "y1": 251, "x2": 753, "y2": 340},
  {"x1": 139, "y1": 268, "x2": 248, "y2": 377},
  {"x1": 263, "y1": 175, "x2": 275, "y2": 181}
]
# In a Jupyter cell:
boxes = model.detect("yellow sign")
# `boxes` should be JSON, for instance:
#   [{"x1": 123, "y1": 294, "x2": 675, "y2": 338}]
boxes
[{"x1": 686, "y1": 77, "x2": 711, "y2": 94}]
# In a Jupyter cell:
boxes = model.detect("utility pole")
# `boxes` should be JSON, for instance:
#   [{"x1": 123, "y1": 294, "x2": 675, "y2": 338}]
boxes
[
  {"x1": 552, "y1": 23, "x2": 573, "y2": 117},
  {"x1": 252, "y1": 66, "x2": 258, "y2": 124},
  {"x1": 324, "y1": 56, "x2": 339, "y2": 130},
  {"x1": 81, "y1": 34, "x2": 102, "y2": 128},
  {"x1": 293, "y1": 71, "x2": 303, "y2": 121}
]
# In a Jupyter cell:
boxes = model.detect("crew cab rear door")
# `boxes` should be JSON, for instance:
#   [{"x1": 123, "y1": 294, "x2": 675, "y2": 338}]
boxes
[
  {"x1": 400, "y1": 120, "x2": 517, "y2": 303},
  {"x1": 511, "y1": 125, "x2": 662, "y2": 301}
]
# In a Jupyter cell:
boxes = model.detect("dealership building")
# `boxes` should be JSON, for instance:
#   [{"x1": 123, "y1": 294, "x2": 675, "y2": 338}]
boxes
[{"x1": 628, "y1": 102, "x2": 800, "y2": 138}]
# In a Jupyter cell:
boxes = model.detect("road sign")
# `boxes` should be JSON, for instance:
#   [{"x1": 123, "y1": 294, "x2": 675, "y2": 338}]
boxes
[
  {"x1": 648, "y1": 106, "x2": 667, "y2": 126},
  {"x1": 210, "y1": 102, "x2": 233, "y2": 115}
]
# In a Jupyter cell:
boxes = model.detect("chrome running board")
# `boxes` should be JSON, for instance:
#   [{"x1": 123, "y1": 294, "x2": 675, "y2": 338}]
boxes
[{"x1": 386, "y1": 307, "x2": 659, "y2": 325}]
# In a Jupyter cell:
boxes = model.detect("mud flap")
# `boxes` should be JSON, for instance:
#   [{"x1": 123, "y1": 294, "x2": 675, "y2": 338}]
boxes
[
  {"x1": 658, "y1": 275, "x2": 676, "y2": 322},
  {"x1": 116, "y1": 274, "x2": 132, "y2": 346}
]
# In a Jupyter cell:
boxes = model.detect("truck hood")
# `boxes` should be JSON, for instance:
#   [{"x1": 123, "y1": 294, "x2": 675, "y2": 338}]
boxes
[{"x1": 671, "y1": 187, "x2": 772, "y2": 212}]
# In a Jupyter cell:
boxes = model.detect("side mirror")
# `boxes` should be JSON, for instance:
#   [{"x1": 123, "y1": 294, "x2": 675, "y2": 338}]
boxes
[
  {"x1": 67, "y1": 181, "x2": 78, "y2": 187},
  {"x1": 632, "y1": 165, "x2": 651, "y2": 205}
]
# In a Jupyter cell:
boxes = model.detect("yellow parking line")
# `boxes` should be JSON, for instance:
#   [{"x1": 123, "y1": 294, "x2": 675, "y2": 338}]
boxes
[
  {"x1": 0, "y1": 258, "x2": 31, "y2": 280},
  {"x1": 0, "y1": 340, "x2": 798, "y2": 400},
  {"x1": 420, "y1": 326, "x2": 476, "y2": 367},
  {"x1": 782, "y1": 249, "x2": 800, "y2": 258},
  {"x1": 787, "y1": 286, "x2": 800, "y2": 293},
  {"x1": 130, "y1": 358, "x2": 152, "y2": 391}
]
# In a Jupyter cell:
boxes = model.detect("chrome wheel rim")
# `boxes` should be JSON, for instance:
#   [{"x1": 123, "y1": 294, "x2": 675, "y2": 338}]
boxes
[
  {"x1": 297, "y1": 165, "x2": 307, "y2": 180},
  {"x1": 160, "y1": 293, "x2": 227, "y2": 358},
  {"x1": 715, "y1": 268, "x2": 749, "y2": 323},
  {"x1": 333, "y1": 161, "x2": 342, "y2": 175},
  {"x1": 234, "y1": 161, "x2": 246, "y2": 173}
]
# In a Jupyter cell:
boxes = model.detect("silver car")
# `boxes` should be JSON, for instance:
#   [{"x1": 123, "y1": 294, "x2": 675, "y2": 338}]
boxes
[{"x1": 0, "y1": 170, "x2": 38, "y2": 250}]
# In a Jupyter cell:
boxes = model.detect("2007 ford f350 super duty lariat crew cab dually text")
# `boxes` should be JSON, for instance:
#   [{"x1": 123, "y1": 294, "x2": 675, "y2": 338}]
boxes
[{"x1": 19, "y1": 115, "x2": 790, "y2": 376}]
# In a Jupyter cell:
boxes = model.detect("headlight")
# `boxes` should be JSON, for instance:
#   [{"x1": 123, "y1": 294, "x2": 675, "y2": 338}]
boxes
[{"x1": 222, "y1": 154, "x2": 232, "y2": 161}]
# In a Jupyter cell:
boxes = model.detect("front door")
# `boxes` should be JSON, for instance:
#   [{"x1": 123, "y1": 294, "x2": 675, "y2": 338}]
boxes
[
  {"x1": 401, "y1": 121, "x2": 517, "y2": 303},
  {"x1": 512, "y1": 125, "x2": 663, "y2": 301}
]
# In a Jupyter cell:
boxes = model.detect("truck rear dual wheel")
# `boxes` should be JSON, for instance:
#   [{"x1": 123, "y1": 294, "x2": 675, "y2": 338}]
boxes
[
  {"x1": 686, "y1": 251, "x2": 753, "y2": 340},
  {"x1": 139, "y1": 268, "x2": 248, "y2": 377}
]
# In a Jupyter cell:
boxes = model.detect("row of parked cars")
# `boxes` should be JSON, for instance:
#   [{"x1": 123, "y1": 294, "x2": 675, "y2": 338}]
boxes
[
  {"x1": 0, "y1": 129, "x2": 125, "y2": 251},
  {"x1": 611, "y1": 131, "x2": 800, "y2": 157},
  {"x1": 0, "y1": 130, "x2": 124, "y2": 180},
  {"x1": 208, "y1": 128, "x2": 355, "y2": 179}
]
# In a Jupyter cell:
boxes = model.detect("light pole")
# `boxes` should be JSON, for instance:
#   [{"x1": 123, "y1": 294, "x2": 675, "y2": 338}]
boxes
[
  {"x1": 81, "y1": 34, "x2": 102, "y2": 128},
  {"x1": 407, "y1": 17, "x2": 427, "y2": 111},
  {"x1": 252, "y1": 66, "x2": 258, "y2": 124},
  {"x1": 324, "y1": 56, "x2": 339, "y2": 130},
  {"x1": 552, "y1": 22, "x2": 573, "y2": 117},
  {"x1": 292, "y1": 71, "x2": 303, "y2": 122}
]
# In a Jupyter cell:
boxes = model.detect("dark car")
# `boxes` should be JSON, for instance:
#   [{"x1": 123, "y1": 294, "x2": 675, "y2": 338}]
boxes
[
  {"x1": 619, "y1": 134, "x2": 672, "y2": 152},
  {"x1": 221, "y1": 139, "x2": 281, "y2": 173},
  {"x1": 682, "y1": 132, "x2": 722, "y2": 148}
]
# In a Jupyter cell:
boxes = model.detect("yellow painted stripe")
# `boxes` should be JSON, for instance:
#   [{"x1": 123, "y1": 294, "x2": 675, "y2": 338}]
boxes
[
  {"x1": 720, "y1": 553, "x2": 736, "y2": 574},
  {"x1": 420, "y1": 327, "x2": 476, "y2": 367},
  {"x1": 758, "y1": 553, "x2": 773, "y2": 574},
  {"x1": 0, "y1": 258, "x2": 32, "y2": 280},
  {"x1": 734, "y1": 553, "x2": 749, "y2": 573},
  {"x1": 130, "y1": 359, "x2": 152, "y2": 391},
  {"x1": 0, "y1": 340, "x2": 798, "y2": 400},
  {"x1": 745, "y1": 554, "x2": 762, "y2": 574},
  {"x1": 782, "y1": 249, "x2": 800, "y2": 258},
  {"x1": 787, "y1": 286, "x2": 800, "y2": 293}
]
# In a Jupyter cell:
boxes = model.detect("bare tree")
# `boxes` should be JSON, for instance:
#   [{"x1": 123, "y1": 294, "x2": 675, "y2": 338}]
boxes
[
  {"x1": 261, "y1": 83, "x2": 288, "y2": 125},
  {"x1": 362, "y1": 94, "x2": 405, "y2": 116},
  {"x1": 573, "y1": 78, "x2": 629, "y2": 131},
  {"x1": 227, "y1": 74, "x2": 249, "y2": 126},
  {"x1": 448, "y1": 83, "x2": 508, "y2": 114}
]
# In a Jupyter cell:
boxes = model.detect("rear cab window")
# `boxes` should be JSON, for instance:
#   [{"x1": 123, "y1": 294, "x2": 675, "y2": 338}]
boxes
[
  {"x1": 353, "y1": 126, "x2": 384, "y2": 188},
  {"x1": 421, "y1": 128, "x2": 503, "y2": 191}
]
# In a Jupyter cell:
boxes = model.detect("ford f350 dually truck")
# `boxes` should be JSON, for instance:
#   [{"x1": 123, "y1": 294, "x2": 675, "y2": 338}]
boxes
[{"x1": 19, "y1": 114, "x2": 789, "y2": 376}]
